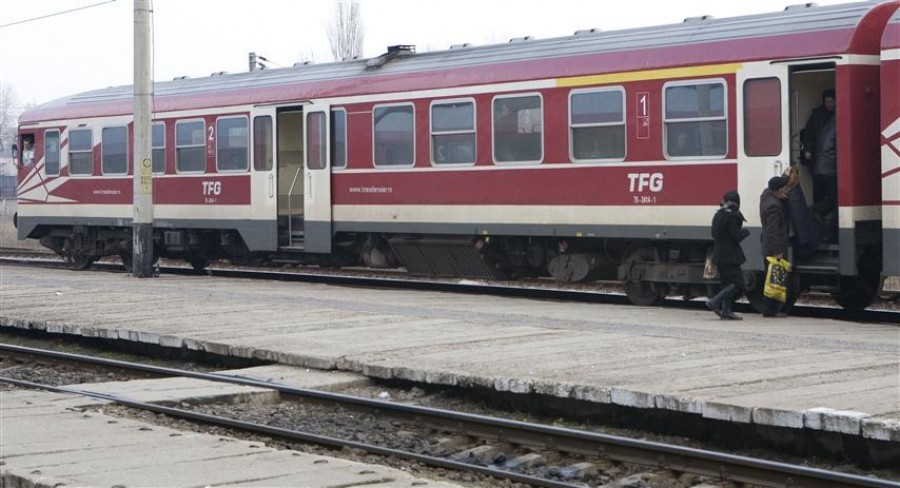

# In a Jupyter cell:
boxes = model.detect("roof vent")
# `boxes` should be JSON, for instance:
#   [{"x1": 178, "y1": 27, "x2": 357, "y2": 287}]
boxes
[
  {"x1": 210, "y1": 71, "x2": 227, "y2": 76},
  {"x1": 785, "y1": 3, "x2": 817, "y2": 10},
  {"x1": 449, "y1": 43, "x2": 472, "y2": 49},
  {"x1": 365, "y1": 44, "x2": 416, "y2": 69},
  {"x1": 508, "y1": 36, "x2": 534, "y2": 43},
  {"x1": 574, "y1": 28, "x2": 600, "y2": 35},
  {"x1": 683, "y1": 15, "x2": 714, "y2": 22}
]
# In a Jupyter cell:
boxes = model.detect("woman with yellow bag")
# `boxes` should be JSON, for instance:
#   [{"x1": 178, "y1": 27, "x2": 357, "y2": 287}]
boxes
[{"x1": 759, "y1": 176, "x2": 792, "y2": 317}]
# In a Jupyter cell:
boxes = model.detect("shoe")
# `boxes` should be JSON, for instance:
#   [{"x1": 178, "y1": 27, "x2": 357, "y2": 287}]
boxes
[
  {"x1": 705, "y1": 299, "x2": 724, "y2": 318},
  {"x1": 763, "y1": 312, "x2": 787, "y2": 318},
  {"x1": 720, "y1": 312, "x2": 743, "y2": 321}
]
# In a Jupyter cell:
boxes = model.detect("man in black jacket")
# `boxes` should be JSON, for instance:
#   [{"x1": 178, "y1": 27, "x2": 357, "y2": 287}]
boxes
[
  {"x1": 800, "y1": 88, "x2": 835, "y2": 165},
  {"x1": 706, "y1": 190, "x2": 750, "y2": 320},
  {"x1": 760, "y1": 176, "x2": 791, "y2": 317}
]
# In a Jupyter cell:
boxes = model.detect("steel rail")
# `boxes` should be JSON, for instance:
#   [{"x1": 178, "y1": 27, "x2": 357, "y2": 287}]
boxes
[
  {"x1": 2, "y1": 343, "x2": 897, "y2": 488},
  {"x1": 0, "y1": 376, "x2": 578, "y2": 488}
]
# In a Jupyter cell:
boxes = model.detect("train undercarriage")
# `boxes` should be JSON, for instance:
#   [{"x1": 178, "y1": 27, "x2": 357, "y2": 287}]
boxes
[{"x1": 26, "y1": 223, "x2": 883, "y2": 313}]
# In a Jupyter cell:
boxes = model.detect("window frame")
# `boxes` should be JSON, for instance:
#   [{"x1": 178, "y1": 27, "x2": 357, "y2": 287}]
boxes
[
  {"x1": 215, "y1": 115, "x2": 249, "y2": 173},
  {"x1": 68, "y1": 128, "x2": 94, "y2": 176},
  {"x1": 44, "y1": 129, "x2": 61, "y2": 176},
  {"x1": 491, "y1": 92, "x2": 544, "y2": 165},
  {"x1": 175, "y1": 118, "x2": 207, "y2": 174},
  {"x1": 252, "y1": 115, "x2": 273, "y2": 172},
  {"x1": 101, "y1": 126, "x2": 129, "y2": 176},
  {"x1": 429, "y1": 97, "x2": 477, "y2": 167},
  {"x1": 568, "y1": 86, "x2": 627, "y2": 163},
  {"x1": 306, "y1": 111, "x2": 328, "y2": 171},
  {"x1": 152, "y1": 122, "x2": 166, "y2": 175},
  {"x1": 662, "y1": 78, "x2": 728, "y2": 160},
  {"x1": 742, "y1": 77, "x2": 782, "y2": 157},
  {"x1": 372, "y1": 102, "x2": 416, "y2": 168},
  {"x1": 331, "y1": 108, "x2": 348, "y2": 170}
]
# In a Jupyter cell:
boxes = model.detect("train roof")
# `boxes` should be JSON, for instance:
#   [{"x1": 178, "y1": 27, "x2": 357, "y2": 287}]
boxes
[
  {"x1": 884, "y1": 6, "x2": 900, "y2": 48},
  {"x1": 20, "y1": 0, "x2": 899, "y2": 125}
]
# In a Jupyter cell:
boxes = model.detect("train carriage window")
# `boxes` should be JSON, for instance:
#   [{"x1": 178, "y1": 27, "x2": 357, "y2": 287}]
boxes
[
  {"x1": 307, "y1": 112, "x2": 327, "y2": 170},
  {"x1": 664, "y1": 80, "x2": 727, "y2": 159},
  {"x1": 373, "y1": 104, "x2": 415, "y2": 167},
  {"x1": 331, "y1": 109, "x2": 347, "y2": 169},
  {"x1": 431, "y1": 99, "x2": 476, "y2": 165},
  {"x1": 44, "y1": 130, "x2": 60, "y2": 176},
  {"x1": 101, "y1": 127, "x2": 128, "y2": 175},
  {"x1": 569, "y1": 88, "x2": 625, "y2": 161},
  {"x1": 743, "y1": 78, "x2": 782, "y2": 157},
  {"x1": 152, "y1": 123, "x2": 166, "y2": 174},
  {"x1": 493, "y1": 94, "x2": 543, "y2": 164},
  {"x1": 216, "y1": 116, "x2": 249, "y2": 172},
  {"x1": 175, "y1": 120, "x2": 206, "y2": 173},
  {"x1": 253, "y1": 116, "x2": 273, "y2": 171},
  {"x1": 69, "y1": 129, "x2": 93, "y2": 175}
]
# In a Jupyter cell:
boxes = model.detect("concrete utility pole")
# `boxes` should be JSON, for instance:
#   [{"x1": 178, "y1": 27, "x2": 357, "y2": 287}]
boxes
[{"x1": 132, "y1": 0, "x2": 154, "y2": 277}]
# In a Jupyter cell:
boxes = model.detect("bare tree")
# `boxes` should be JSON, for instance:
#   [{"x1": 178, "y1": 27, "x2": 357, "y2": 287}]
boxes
[
  {"x1": 327, "y1": 0, "x2": 364, "y2": 61},
  {"x1": 0, "y1": 83, "x2": 18, "y2": 153}
]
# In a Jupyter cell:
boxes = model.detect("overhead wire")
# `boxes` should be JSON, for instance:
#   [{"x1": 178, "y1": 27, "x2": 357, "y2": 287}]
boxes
[{"x1": 0, "y1": 0, "x2": 118, "y2": 29}]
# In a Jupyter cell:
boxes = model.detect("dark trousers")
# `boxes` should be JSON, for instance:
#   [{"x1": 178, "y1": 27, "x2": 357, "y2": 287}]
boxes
[
  {"x1": 718, "y1": 264, "x2": 743, "y2": 294},
  {"x1": 814, "y1": 173, "x2": 838, "y2": 241}
]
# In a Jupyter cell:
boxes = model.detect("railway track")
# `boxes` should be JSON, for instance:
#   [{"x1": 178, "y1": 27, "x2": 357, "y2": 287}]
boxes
[
  {"x1": 2, "y1": 251, "x2": 897, "y2": 324},
  {"x1": 2, "y1": 343, "x2": 896, "y2": 488}
]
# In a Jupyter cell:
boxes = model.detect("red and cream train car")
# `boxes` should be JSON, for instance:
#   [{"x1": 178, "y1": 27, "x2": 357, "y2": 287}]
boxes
[{"x1": 14, "y1": 1, "x2": 900, "y2": 310}]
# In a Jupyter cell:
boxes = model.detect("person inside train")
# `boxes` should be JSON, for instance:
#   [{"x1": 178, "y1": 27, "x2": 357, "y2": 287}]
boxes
[
  {"x1": 705, "y1": 190, "x2": 750, "y2": 321},
  {"x1": 760, "y1": 176, "x2": 791, "y2": 317},
  {"x1": 800, "y1": 88, "x2": 835, "y2": 165},
  {"x1": 670, "y1": 129, "x2": 697, "y2": 157},
  {"x1": 812, "y1": 115, "x2": 838, "y2": 243},
  {"x1": 21, "y1": 136, "x2": 35, "y2": 166}
]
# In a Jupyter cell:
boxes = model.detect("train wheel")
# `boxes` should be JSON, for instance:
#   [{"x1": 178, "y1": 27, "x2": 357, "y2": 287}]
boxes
[
  {"x1": 831, "y1": 275, "x2": 877, "y2": 312},
  {"x1": 70, "y1": 253, "x2": 97, "y2": 270},
  {"x1": 119, "y1": 252, "x2": 133, "y2": 273},
  {"x1": 189, "y1": 258, "x2": 210, "y2": 271},
  {"x1": 624, "y1": 280, "x2": 663, "y2": 306}
]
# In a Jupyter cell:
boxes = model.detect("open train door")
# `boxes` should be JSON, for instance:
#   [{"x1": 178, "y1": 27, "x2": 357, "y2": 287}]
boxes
[
  {"x1": 736, "y1": 61, "x2": 791, "y2": 269},
  {"x1": 249, "y1": 105, "x2": 278, "y2": 250},
  {"x1": 736, "y1": 61, "x2": 792, "y2": 311},
  {"x1": 303, "y1": 103, "x2": 332, "y2": 253}
]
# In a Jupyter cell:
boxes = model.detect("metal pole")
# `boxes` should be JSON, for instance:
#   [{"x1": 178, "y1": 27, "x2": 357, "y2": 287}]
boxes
[{"x1": 132, "y1": 0, "x2": 154, "y2": 277}]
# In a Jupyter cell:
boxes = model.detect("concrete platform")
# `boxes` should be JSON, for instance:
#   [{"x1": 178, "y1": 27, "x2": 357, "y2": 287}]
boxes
[
  {"x1": 0, "y1": 388, "x2": 460, "y2": 487},
  {"x1": 1, "y1": 264, "x2": 898, "y2": 443}
]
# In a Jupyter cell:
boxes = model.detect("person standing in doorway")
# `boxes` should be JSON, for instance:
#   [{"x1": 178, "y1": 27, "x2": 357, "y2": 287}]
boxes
[
  {"x1": 706, "y1": 190, "x2": 750, "y2": 321},
  {"x1": 800, "y1": 88, "x2": 835, "y2": 165},
  {"x1": 760, "y1": 176, "x2": 791, "y2": 317},
  {"x1": 813, "y1": 115, "x2": 838, "y2": 242}
]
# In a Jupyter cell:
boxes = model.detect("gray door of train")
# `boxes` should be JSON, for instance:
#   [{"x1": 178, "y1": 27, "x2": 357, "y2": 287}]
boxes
[
  {"x1": 737, "y1": 61, "x2": 791, "y2": 271},
  {"x1": 303, "y1": 102, "x2": 333, "y2": 253}
]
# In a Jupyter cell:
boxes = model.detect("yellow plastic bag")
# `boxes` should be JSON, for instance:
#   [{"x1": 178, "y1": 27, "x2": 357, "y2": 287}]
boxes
[{"x1": 763, "y1": 256, "x2": 792, "y2": 303}]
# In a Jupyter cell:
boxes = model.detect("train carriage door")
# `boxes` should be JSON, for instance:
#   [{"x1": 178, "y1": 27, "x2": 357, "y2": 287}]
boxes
[
  {"x1": 250, "y1": 106, "x2": 277, "y2": 249},
  {"x1": 737, "y1": 62, "x2": 790, "y2": 270},
  {"x1": 303, "y1": 103, "x2": 332, "y2": 253}
]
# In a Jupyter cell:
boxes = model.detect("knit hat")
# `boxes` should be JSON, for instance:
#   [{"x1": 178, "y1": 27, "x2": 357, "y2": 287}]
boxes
[
  {"x1": 723, "y1": 190, "x2": 740, "y2": 206},
  {"x1": 768, "y1": 176, "x2": 789, "y2": 191}
]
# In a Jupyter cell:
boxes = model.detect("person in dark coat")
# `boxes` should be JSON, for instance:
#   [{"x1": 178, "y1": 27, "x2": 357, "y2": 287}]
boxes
[
  {"x1": 800, "y1": 88, "x2": 835, "y2": 165},
  {"x1": 760, "y1": 176, "x2": 791, "y2": 317},
  {"x1": 706, "y1": 190, "x2": 750, "y2": 320}
]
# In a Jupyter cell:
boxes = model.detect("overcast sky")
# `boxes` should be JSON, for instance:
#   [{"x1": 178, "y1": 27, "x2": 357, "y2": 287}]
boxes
[{"x1": 1, "y1": 0, "x2": 857, "y2": 108}]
